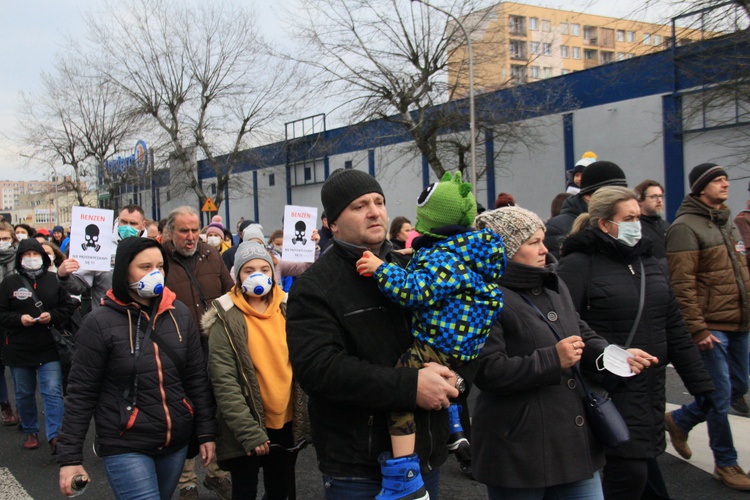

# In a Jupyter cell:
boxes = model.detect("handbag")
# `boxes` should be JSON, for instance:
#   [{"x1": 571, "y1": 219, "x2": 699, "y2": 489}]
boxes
[
  {"x1": 19, "y1": 275, "x2": 75, "y2": 366},
  {"x1": 520, "y1": 293, "x2": 631, "y2": 448}
]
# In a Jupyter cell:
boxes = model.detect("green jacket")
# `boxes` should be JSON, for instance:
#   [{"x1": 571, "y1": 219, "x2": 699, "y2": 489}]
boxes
[{"x1": 202, "y1": 293, "x2": 309, "y2": 465}]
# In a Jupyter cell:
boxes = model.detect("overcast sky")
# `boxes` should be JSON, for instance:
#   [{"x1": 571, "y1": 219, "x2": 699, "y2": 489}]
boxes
[{"x1": 0, "y1": 0, "x2": 673, "y2": 181}]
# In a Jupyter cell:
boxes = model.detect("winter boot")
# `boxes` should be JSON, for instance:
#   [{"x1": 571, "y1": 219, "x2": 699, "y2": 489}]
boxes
[
  {"x1": 1, "y1": 401, "x2": 18, "y2": 426},
  {"x1": 447, "y1": 404, "x2": 470, "y2": 453},
  {"x1": 376, "y1": 452, "x2": 429, "y2": 500}
]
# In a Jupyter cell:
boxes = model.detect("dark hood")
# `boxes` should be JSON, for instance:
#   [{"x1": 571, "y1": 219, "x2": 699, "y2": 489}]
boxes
[
  {"x1": 558, "y1": 194, "x2": 588, "y2": 217},
  {"x1": 675, "y1": 194, "x2": 730, "y2": 226},
  {"x1": 112, "y1": 237, "x2": 169, "y2": 304},
  {"x1": 15, "y1": 238, "x2": 51, "y2": 271}
]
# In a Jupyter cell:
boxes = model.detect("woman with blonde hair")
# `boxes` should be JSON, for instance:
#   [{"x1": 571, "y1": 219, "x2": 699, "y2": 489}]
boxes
[{"x1": 558, "y1": 186, "x2": 713, "y2": 499}]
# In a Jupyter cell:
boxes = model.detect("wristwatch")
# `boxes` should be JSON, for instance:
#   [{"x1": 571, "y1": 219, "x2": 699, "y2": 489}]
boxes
[{"x1": 455, "y1": 373, "x2": 466, "y2": 394}]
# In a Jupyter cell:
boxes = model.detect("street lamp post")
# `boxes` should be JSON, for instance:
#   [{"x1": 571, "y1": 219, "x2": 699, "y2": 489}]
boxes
[{"x1": 411, "y1": 0, "x2": 477, "y2": 198}]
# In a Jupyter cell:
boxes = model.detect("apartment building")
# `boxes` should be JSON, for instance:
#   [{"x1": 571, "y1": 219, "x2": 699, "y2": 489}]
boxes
[
  {"x1": 0, "y1": 180, "x2": 55, "y2": 211},
  {"x1": 452, "y1": 2, "x2": 713, "y2": 94}
]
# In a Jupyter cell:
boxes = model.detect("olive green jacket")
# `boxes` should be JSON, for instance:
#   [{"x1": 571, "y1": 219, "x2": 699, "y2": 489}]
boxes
[{"x1": 202, "y1": 293, "x2": 309, "y2": 464}]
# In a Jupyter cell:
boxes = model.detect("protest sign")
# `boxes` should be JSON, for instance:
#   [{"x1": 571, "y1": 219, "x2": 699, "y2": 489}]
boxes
[
  {"x1": 69, "y1": 206, "x2": 115, "y2": 271},
  {"x1": 282, "y1": 205, "x2": 317, "y2": 263}
]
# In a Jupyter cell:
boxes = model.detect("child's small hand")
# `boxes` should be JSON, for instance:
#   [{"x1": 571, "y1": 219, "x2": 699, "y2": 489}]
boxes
[{"x1": 356, "y1": 251, "x2": 383, "y2": 277}]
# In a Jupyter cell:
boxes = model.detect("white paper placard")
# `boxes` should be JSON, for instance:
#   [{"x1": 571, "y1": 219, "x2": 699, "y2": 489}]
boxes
[
  {"x1": 282, "y1": 205, "x2": 318, "y2": 263},
  {"x1": 68, "y1": 206, "x2": 115, "y2": 271}
]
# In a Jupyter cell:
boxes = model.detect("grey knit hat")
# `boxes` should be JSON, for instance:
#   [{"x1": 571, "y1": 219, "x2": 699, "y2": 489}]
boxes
[
  {"x1": 321, "y1": 168, "x2": 385, "y2": 224},
  {"x1": 233, "y1": 241, "x2": 274, "y2": 282},
  {"x1": 689, "y1": 163, "x2": 727, "y2": 195},
  {"x1": 474, "y1": 207, "x2": 545, "y2": 259},
  {"x1": 243, "y1": 223, "x2": 265, "y2": 243}
]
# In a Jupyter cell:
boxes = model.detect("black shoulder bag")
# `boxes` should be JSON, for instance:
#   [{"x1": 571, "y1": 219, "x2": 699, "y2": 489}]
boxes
[
  {"x1": 520, "y1": 293, "x2": 631, "y2": 448},
  {"x1": 19, "y1": 275, "x2": 75, "y2": 367}
]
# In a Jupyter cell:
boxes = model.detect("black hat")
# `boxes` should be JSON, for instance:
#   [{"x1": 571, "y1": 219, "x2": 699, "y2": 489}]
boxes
[
  {"x1": 689, "y1": 163, "x2": 728, "y2": 195},
  {"x1": 579, "y1": 161, "x2": 627, "y2": 195},
  {"x1": 238, "y1": 219, "x2": 253, "y2": 234},
  {"x1": 321, "y1": 169, "x2": 385, "y2": 223},
  {"x1": 112, "y1": 237, "x2": 169, "y2": 304}
]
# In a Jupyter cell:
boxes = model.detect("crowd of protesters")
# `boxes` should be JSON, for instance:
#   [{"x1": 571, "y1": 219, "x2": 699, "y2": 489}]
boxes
[{"x1": 0, "y1": 154, "x2": 748, "y2": 500}]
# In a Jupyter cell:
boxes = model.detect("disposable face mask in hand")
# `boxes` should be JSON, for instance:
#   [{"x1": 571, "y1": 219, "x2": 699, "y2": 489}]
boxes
[{"x1": 596, "y1": 344, "x2": 635, "y2": 378}]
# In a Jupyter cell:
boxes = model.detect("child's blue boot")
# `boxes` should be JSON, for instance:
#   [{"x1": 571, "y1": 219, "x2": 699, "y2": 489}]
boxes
[{"x1": 376, "y1": 452, "x2": 429, "y2": 500}]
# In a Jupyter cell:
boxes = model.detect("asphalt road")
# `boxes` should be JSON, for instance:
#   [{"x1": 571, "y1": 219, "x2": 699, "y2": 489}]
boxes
[{"x1": 0, "y1": 365, "x2": 747, "y2": 499}]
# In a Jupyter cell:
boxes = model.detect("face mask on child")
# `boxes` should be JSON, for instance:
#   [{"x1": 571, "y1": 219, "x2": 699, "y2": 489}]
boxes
[
  {"x1": 241, "y1": 273, "x2": 273, "y2": 297},
  {"x1": 129, "y1": 270, "x2": 165, "y2": 298}
]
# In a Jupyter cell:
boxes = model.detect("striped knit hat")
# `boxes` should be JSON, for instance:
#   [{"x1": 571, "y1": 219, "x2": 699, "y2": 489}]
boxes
[{"x1": 689, "y1": 163, "x2": 728, "y2": 195}]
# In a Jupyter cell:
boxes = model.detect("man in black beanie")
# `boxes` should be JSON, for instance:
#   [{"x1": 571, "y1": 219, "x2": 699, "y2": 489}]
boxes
[
  {"x1": 286, "y1": 168, "x2": 458, "y2": 499},
  {"x1": 665, "y1": 163, "x2": 750, "y2": 491},
  {"x1": 545, "y1": 160, "x2": 627, "y2": 259}
]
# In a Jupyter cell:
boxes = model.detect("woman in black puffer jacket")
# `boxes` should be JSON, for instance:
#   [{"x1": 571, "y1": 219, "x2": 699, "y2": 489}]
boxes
[
  {"x1": 558, "y1": 186, "x2": 714, "y2": 500},
  {"x1": 57, "y1": 237, "x2": 217, "y2": 499}
]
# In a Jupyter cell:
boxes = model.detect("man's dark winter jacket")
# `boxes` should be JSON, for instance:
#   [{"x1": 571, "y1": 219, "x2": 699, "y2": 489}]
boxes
[
  {"x1": 544, "y1": 194, "x2": 588, "y2": 259},
  {"x1": 56, "y1": 289, "x2": 217, "y2": 465},
  {"x1": 558, "y1": 229, "x2": 714, "y2": 458},
  {"x1": 286, "y1": 239, "x2": 450, "y2": 478},
  {"x1": 640, "y1": 214, "x2": 670, "y2": 273},
  {"x1": 0, "y1": 239, "x2": 75, "y2": 366}
]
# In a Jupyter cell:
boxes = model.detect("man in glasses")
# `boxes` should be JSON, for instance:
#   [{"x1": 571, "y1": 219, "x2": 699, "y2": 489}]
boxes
[{"x1": 634, "y1": 180, "x2": 669, "y2": 272}]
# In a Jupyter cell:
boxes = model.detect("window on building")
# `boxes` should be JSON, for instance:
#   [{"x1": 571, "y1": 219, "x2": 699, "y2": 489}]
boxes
[
  {"x1": 530, "y1": 41, "x2": 539, "y2": 54},
  {"x1": 543, "y1": 67, "x2": 552, "y2": 78},
  {"x1": 509, "y1": 16, "x2": 526, "y2": 35},
  {"x1": 561, "y1": 45, "x2": 569, "y2": 58},
  {"x1": 584, "y1": 49, "x2": 597, "y2": 60},
  {"x1": 269, "y1": 173, "x2": 275, "y2": 186},
  {"x1": 529, "y1": 17, "x2": 538, "y2": 30},
  {"x1": 542, "y1": 43, "x2": 551, "y2": 56},
  {"x1": 617, "y1": 52, "x2": 626, "y2": 60},
  {"x1": 562, "y1": 69, "x2": 571, "y2": 75},
  {"x1": 600, "y1": 51, "x2": 614, "y2": 63},
  {"x1": 572, "y1": 47, "x2": 581, "y2": 59},
  {"x1": 643, "y1": 33, "x2": 651, "y2": 44},
  {"x1": 653, "y1": 34, "x2": 661, "y2": 46},
  {"x1": 616, "y1": 30, "x2": 625, "y2": 42},
  {"x1": 509, "y1": 40, "x2": 527, "y2": 59},
  {"x1": 627, "y1": 53, "x2": 635, "y2": 59},
  {"x1": 627, "y1": 31, "x2": 635, "y2": 42},
  {"x1": 510, "y1": 65, "x2": 527, "y2": 84},
  {"x1": 583, "y1": 26, "x2": 593, "y2": 40},
  {"x1": 344, "y1": 160, "x2": 353, "y2": 169},
  {"x1": 531, "y1": 65, "x2": 540, "y2": 78},
  {"x1": 542, "y1": 19, "x2": 551, "y2": 32},
  {"x1": 571, "y1": 24, "x2": 580, "y2": 36},
  {"x1": 560, "y1": 22, "x2": 569, "y2": 34}
]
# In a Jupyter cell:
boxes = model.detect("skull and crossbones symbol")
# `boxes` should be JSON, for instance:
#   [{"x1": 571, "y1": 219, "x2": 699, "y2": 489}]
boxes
[
  {"x1": 82, "y1": 224, "x2": 101, "y2": 252},
  {"x1": 292, "y1": 220, "x2": 307, "y2": 245}
]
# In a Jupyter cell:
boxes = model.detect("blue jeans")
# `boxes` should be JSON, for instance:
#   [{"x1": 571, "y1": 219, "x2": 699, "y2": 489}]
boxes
[
  {"x1": 323, "y1": 468, "x2": 440, "y2": 499},
  {"x1": 671, "y1": 330, "x2": 750, "y2": 467},
  {"x1": 10, "y1": 361, "x2": 63, "y2": 440},
  {"x1": 102, "y1": 446, "x2": 188, "y2": 500},
  {"x1": 486, "y1": 471, "x2": 603, "y2": 500}
]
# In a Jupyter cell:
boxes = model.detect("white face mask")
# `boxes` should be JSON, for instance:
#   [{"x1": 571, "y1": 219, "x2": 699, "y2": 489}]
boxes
[
  {"x1": 15, "y1": 233, "x2": 28, "y2": 241},
  {"x1": 0, "y1": 241, "x2": 11, "y2": 250},
  {"x1": 207, "y1": 235, "x2": 222, "y2": 247},
  {"x1": 129, "y1": 269, "x2": 165, "y2": 298},
  {"x1": 608, "y1": 220, "x2": 642, "y2": 247},
  {"x1": 21, "y1": 256, "x2": 44, "y2": 271},
  {"x1": 596, "y1": 345, "x2": 635, "y2": 378},
  {"x1": 241, "y1": 272, "x2": 273, "y2": 297}
]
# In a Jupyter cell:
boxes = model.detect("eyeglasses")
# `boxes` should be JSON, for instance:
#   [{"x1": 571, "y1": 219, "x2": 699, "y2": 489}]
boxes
[{"x1": 645, "y1": 194, "x2": 664, "y2": 200}]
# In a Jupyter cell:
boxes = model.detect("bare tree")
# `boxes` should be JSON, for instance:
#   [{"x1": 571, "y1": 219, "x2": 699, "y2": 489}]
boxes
[
  {"x1": 16, "y1": 57, "x2": 133, "y2": 207},
  {"x1": 289, "y1": 0, "x2": 527, "y2": 179},
  {"x1": 83, "y1": 0, "x2": 303, "y2": 210}
]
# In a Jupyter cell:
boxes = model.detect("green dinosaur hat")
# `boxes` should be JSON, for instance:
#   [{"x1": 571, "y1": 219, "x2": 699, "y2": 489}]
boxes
[{"x1": 414, "y1": 171, "x2": 477, "y2": 237}]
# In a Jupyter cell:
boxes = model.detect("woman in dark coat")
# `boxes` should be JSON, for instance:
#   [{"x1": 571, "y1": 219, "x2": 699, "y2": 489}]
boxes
[
  {"x1": 57, "y1": 237, "x2": 217, "y2": 499},
  {"x1": 558, "y1": 186, "x2": 714, "y2": 499},
  {"x1": 471, "y1": 207, "x2": 656, "y2": 500},
  {"x1": 0, "y1": 237, "x2": 75, "y2": 451}
]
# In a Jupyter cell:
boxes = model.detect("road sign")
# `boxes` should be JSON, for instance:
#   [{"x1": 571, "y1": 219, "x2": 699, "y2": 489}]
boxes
[{"x1": 201, "y1": 197, "x2": 218, "y2": 212}]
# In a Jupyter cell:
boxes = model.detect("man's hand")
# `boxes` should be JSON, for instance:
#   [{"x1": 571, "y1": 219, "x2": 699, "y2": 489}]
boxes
[
  {"x1": 57, "y1": 259, "x2": 80, "y2": 279},
  {"x1": 59, "y1": 465, "x2": 88, "y2": 497},
  {"x1": 696, "y1": 333, "x2": 721, "y2": 351},
  {"x1": 199, "y1": 441, "x2": 215, "y2": 466},
  {"x1": 416, "y1": 362, "x2": 458, "y2": 411}
]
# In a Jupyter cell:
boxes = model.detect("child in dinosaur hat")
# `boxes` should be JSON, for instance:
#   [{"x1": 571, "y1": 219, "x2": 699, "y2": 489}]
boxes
[{"x1": 357, "y1": 171, "x2": 506, "y2": 500}]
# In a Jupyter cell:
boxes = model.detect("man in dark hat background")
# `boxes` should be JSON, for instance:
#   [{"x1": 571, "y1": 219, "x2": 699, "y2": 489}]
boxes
[
  {"x1": 665, "y1": 163, "x2": 750, "y2": 492},
  {"x1": 734, "y1": 180, "x2": 750, "y2": 268},
  {"x1": 286, "y1": 168, "x2": 458, "y2": 498},
  {"x1": 544, "y1": 160, "x2": 628, "y2": 259}
]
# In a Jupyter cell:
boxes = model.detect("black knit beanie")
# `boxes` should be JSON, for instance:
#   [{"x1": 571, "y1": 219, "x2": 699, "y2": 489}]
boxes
[
  {"x1": 579, "y1": 161, "x2": 627, "y2": 195},
  {"x1": 112, "y1": 237, "x2": 169, "y2": 304},
  {"x1": 689, "y1": 163, "x2": 728, "y2": 195},
  {"x1": 321, "y1": 169, "x2": 385, "y2": 224}
]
